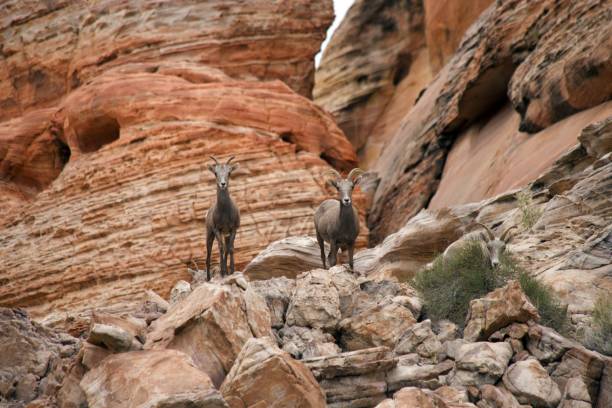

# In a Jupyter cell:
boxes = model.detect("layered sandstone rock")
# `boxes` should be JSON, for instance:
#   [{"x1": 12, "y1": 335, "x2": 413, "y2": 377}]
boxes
[
  {"x1": 0, "y1": 68, "x2": 364, "y2": 327},
  {"x1": 0, "y1": 0, "x2": 333, "y2": 121}
]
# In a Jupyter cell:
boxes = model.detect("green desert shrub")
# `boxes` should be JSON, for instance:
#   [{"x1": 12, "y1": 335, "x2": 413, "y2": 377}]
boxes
[
  {"x1": 516, "y1": 190, "x2": 543, "y2": 229},
  {"x1": 582, "y1": 295, "x2": 612, "y2": 356},
  {"x1": 412, "y1": 240, "x2": 568, "y2": 333}
]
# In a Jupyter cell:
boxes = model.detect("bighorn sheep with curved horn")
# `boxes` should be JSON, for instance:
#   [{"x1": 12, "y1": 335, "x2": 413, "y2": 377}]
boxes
[
  {"x1": 314, "y1": 168, "x2": 365, "y2": 270},
  {"x1": 443, "y1": 222, "x2": 518, "y2": 268},
  {"x1": 205, "y1": 155, "x2": 240, "y2": 280}
]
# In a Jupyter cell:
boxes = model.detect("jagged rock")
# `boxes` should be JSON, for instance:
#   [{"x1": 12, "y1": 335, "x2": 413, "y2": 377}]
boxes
[
  {"x1": 145, "y1": 282, "x2": 272, "y2": 387},
  {"x1": 250, "y1": 277, "x2": 296, "y2": 328},
  {"x1": 0, "y1": 308, "x2": 80, "y2": 405},
  {"x1": 503, "y1": 359, "x2": 562, "y2": 408},
  {"x1": 81, "y1": 343, "x2": 112, "y2": 371},
  {"x1": 526, "y1": 324, "x2": 576, "y2": 363},
  {"x1": 450, "y1": 342, "x2": 513, "y2": 386},
  {"x1": 56, "y1": 360, "x2": 88, "y2": 408},
  {"x1": 597, "y1": 359, "x2": 612, "y2": 408},
  {"x1": 434, "y1": 385, "x2": 470, "y2": 404},
  {"x1": 144, "y1": 290, "x2": 169, "y2": 313},
  {"x1": 340, "y1": 302, "x2": 416, "y2": 351},
  {"x1": 169, "y1": 280, "x2": 192, "y2": 305},
  {"x1": 220, "y1": 337, "x2": 325, "y2": 408},
  {"x1": 322, "y1": 372, "x2": 388, "y2": 408},
  {"x1": 387, "y1": 358, "x2": 454, "y2": 392},
  {"x1": 489, "y1": 323, "x2": 529, "y2": 342},
  {"x1": 376, "y1": 386, "x2": 476, "y2": 408},
  {"x1": 278, "y1": 326, "x2": 340, "y2": 359},
  {"x1": 477, "y1": 384, "x2": 522, "y2": 408},
  {"x1": 356, "y1": 279, "x2": 422, "y2": 318},
  {"x1": 395, "y1": 320, "x2": 443, "y2": 361},
  {"x1": 444, "y1": 339, "x2": 469, "y2": 361},
  {"x1": 463, "y1": 281, "x2": 540, "y2": 342},
  {"x1": 285, "y1": 269, "x2": 342, "y2": 331},
  {"x1": 87, "y1": 324, "x2": 135, "y2": 353},
  {"x1": 435, "y1": 321, "x2": 460, "y2": 343},
  {"x1": 559, "y1": 377, "x2": 592, "y2": 408},
  {"x1": 551, "y1": 347, "x2": 606, "y2": 405},
  {"x1": 303, "y1": 346, "x2": 396, "y2": 380},
  {"x1": 80, "y1": 349, "x2": 226, "y2": 408}
]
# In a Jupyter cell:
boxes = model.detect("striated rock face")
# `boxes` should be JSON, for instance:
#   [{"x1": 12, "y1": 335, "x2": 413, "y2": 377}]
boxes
[
  {"x1": 80, "y1": 349, "x2": 227, "y2": 408},
  {"x1": 0, "y1": 68, "x2": 363, "y2": 327},
  {"x1": 220, "y1": 336, "x2": 326, "y2": 408},
  {"x1": 314, "y1": 0, "x2": 428, "y2": 162},
  {"x1": 0, "y1": 0, "x2": 332, "y2": 120}
]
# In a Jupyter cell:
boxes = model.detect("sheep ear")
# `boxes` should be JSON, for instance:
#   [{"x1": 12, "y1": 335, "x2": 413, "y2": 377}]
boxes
[
  {"x1": 207, "y1": 164, "x2": 216, "y2": 174},
  {"x1": 229, "y1": 163, "x2": 240, "y2": 173}
]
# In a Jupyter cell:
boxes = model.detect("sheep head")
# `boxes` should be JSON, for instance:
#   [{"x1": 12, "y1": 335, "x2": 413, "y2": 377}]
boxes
[
  {"x1": 325, "y1": 168, "x2": 365, "y2": 207},
  {"x1": 208, "y1": 155, "x2": 240, "y2": 190}
]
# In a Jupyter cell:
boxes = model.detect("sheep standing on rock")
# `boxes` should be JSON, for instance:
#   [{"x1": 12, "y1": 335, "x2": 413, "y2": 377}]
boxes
[
  {"x1": 443, "y1": 223, "x2": 518, "y2": 268},
  {"x1": 314, "y1": 168, "x2": 364, "y2": 270},
  {"x1": 205, "y1": 156, "x2": 240, "y2": 281}
]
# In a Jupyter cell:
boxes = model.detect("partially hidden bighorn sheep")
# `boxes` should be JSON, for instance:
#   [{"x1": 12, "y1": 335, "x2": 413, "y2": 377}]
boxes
[
  {"x1": 314, "y1": 168, "x2": 364, "y2": 270},
  {"x1": 443, "y1": 223, "x2": 518, "y2": 268},
  {"x1": 205, "y1": 156, "x2": 240, "y2": 280}
]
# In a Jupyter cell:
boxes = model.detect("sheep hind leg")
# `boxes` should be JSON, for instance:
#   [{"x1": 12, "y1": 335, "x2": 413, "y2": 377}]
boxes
[
  {"x1": 327, "y1": 241, "x2": 338, "y2": 268},
  {"x1": 215, "y1": 231, "x2": 227, "y2": 277},
  {"x1": 316, "y1": 231, "x2": 326, "y2": 269}
]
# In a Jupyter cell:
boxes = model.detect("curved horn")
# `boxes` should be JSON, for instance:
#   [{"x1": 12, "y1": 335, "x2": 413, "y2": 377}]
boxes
[
  {"x1": 226, "y1": 156, "x2": 235, "y2": 164},
  {"x1": 209, "y1": 155, "x2": 219, "y2": 165},
  {"x1": 347, "y1": 168, "x2": 365, "y2": 182},
  {"x1": 474, "y1": 222, "x2": 494, "y2": 240},
  {"x1": 324, "y1": 168, "x2": 342, "y2": 181},
  {"x1": 501, "y1": 225, "x2": 518, "y2": 242}
]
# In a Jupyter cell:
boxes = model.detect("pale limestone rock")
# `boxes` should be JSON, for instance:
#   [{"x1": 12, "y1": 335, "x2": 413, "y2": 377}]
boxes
[
  {"x1": 80, "y1": 349, "x2": 227, "y2": 408},
  {"x1": 87, "y1": 324, "x2": 133, "y2": 353},
  {"x1": 477, "y1": 384, "x2": 522, "y2": 408},
  {"x1": 278, "y1": 326, "x2": 340, "y2": 359},
  {"x1": 169, "y1": 280, "x2": 192, "y2": 305},
  {"x1": 551, "y1": 347, "x2": 606, "y2": 405},
  {"x1": 220, "y1": 337, "x2": 325, "y2": 408},
  {"x1": 387, "y1": 358, "x2": 454, "y2": 392},
  {"x1": 463, "y1": 281, "x2": 540, "y2": 342},
  {"x1": 503, "y1": 359, "x2": 562, "y2": 408}
]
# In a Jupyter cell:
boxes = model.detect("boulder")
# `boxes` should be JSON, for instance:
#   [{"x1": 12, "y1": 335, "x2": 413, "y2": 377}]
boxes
[
  {"x1": 463, "y1": 281, "x2": 540, "y2": 342},
  {"x1": 285, "y1": 269, "x2": 342, "y2": 331},
  {"x1": 559, "y1": 377, "x2": 592, "y2": 408},
  {"x1": 220, "y1": 337, "x2": 325, "y2": 408},
  {"x1": 375, "y1": 387, "x2": 453, "y2": 408},
  {"x1": 340, "y1": 302, "x2": 417, "y2": 351},
  {"x1": 87, "y1": 324, "x2": 137, "y2": 353},
  {"x1": 503, "y1": 359, "x2": 562, "y2": 408},
  {"x1": 395, "y1": 320, "x2": 443, "y2": 360},
  {"x1": 450, "y1": 342, "x2": 513, "y2": 386},
  {"x1": 387, "y1": 358, "x2": 454, "y2": 392},
  {"x1": 551, "y1": 347, "x2": 606, "y2": 405},
  {"x1": 278, "y1": 326, "x2": 340, "y2": 359},
  {"x1": 250, "y1": 277, "x2": 296, "y2": 328},
  {"x1": 145, "y1": 282, "x2": 272, "y2": 387},
  {"x1": 80, "y1": 349, "x2": 227, "y2": 408},
  {"x1": 477, "y1": 384, "x2": 522, "y2": 408},
  {"x1": 169, "y1": 280, "x2": 192, "y2": 305},
  {"x1": 526, "y1": 324, "x2": 576, "y2": 363}
]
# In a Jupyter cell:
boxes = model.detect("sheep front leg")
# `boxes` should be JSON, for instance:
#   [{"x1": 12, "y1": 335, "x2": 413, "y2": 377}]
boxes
[
  {"x1": 227, "y1": 230, "x2": 237, "y2": 275},
  {"x1": 215, "y1": 231, "x2": 227, "y2": 277},
  {"x1": 316, "y1": 231, "x2": 326, "y2": 269},
  {"x1": 205, "y1": 230, "x2": 214, "y2": 281},
  {"x1": 348, "y1": 243, "x2": 354, "y2": 271},
  {"x1": 327, "y1": 241, "x2": 338, "y2": 268}
]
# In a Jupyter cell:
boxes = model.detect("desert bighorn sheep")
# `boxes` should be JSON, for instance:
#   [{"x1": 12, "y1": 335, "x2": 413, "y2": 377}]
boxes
[
  {"x1": 205, "y1": 156, "x2": 240, "y2": 280},
  {"x1": 314, "y1": 168, "x2": 364, "y2": 270},
  {"x1": 443, "y1": 223, "x2": 518, "y2": 268}
]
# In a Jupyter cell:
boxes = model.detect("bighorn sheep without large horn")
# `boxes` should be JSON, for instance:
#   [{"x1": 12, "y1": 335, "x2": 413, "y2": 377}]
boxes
[
  {"x1": 314, "y1": 168, "x2": 364, "y2": 270},
  {"x1": 443, "y1": 223, "x2": 518, "y2": 268},
  {"x1": 205, "y1": 155, "x2": 240, "y2": 280}
]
